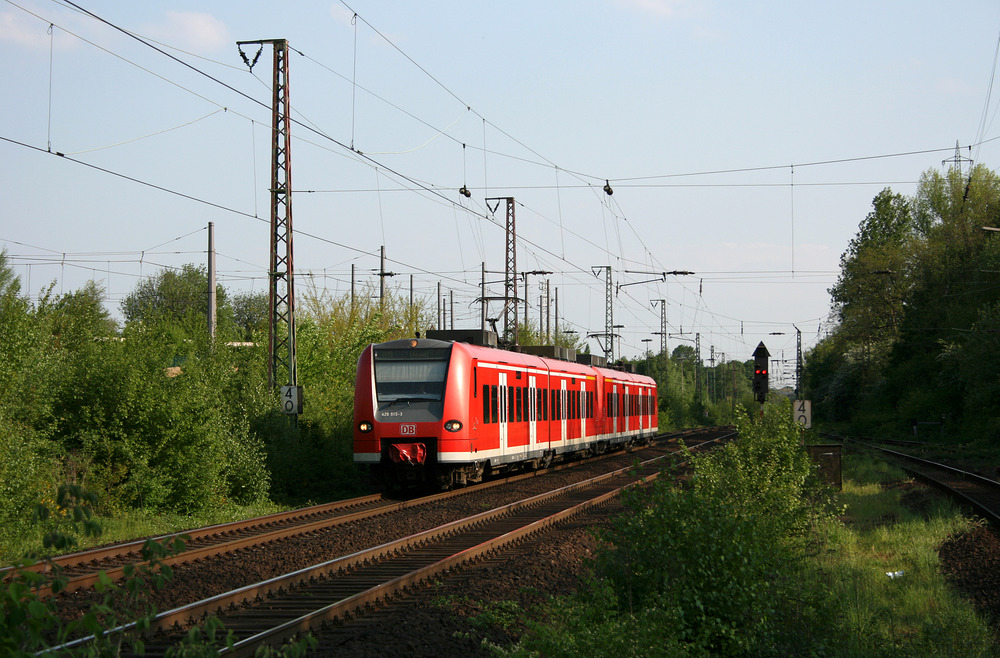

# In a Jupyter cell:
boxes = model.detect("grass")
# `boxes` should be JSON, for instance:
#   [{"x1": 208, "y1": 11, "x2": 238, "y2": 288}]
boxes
[
  {"x1": 0, "y1": 500, "x2": 290, "y2": 565},
  {"x1": 811, "y1": 452, "x2": 996, "y2": 656}
]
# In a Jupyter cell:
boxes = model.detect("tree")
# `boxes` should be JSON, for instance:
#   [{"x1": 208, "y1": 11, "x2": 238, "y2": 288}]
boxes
[
  {"x1": 36, "y1": 280, "x2": 118, "y2": 349},
  {"x1": 827, "y1": 188, "x2": 914, "y2": 376},
  {"x1": 0, "y1": 249, "x2": 21, "y2": 301},
  {"x1": 806, "y1": 164, "x2": 1000, "y2": 436},
  {"x1": 121, "y1": 264, "x2": 233, "y2": 337},
  {"x1": 231, "y1": 291, "x2": 268, "y2": 341}
]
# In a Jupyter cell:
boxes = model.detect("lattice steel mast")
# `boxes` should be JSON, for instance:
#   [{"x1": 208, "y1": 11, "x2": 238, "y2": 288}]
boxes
[
  {"x1": 238, "y1": 38, "x2": 297, "y2": 391},
  {"x1": 588, "y1": 266, "x2": 614, "y2": 362},
  {"x1": 487, "y1": 197, "x2": 517, "y2": 347}
]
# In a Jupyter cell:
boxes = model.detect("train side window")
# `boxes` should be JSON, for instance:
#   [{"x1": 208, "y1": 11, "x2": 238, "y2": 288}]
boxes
[
  {"x1": 490, "y1": 385, "x2": 498, "y2": 423},
  {"x1": 516, "y1": 386, "x2": 523, "y2": 423},
  {"x1": 483, "y1": 385, "x2": 490, "y2": 422},
  {"x1": 509, "y1": 388, "x2": 515, "y2": 423},
  {"x1": 542, "y1": 389, "x2": 548, "y2": 421}
]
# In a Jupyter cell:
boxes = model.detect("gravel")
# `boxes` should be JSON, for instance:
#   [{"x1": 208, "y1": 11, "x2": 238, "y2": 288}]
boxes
[
  {"x1": 305, "y1": 485, "x2": 1000, "y2": 656},
  {"x1": 48, "y1": 444, "x2": 1000, "y2": 655}
]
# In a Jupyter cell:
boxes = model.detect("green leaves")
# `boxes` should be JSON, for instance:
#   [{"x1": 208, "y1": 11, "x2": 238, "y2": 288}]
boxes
[
  {"x1": 524, "y1": 405, "x2": 832, "y2": 655},
  {"x1": 810, "y1": 164, "x2": 1000, "y2": 436}
]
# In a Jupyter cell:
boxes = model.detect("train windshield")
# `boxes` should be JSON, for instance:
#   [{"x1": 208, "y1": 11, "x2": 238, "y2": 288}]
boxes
[{"x1": 373, "y1": 347, "x2": 451, "y2": 402}]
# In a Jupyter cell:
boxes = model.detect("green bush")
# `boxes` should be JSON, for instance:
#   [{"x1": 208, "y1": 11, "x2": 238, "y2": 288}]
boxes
[
  {"x1": 50, "y1": 328, "x2": 272, "y2": 514},
  {"x1": 515, "y1": 402, "x2": 836, "y2": 656}
]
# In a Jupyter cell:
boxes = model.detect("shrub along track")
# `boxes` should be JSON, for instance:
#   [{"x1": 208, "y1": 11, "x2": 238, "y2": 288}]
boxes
[{"x1": 49, "y1": 428, "x2": 733, "y2": 655}]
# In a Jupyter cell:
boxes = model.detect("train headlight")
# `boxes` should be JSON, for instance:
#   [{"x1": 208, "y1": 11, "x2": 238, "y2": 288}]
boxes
[
  {"x1": 444, "y1": 420, "x2": 463, "y2": 432},
  {"x1": 358, "y1": 421, "x2": 374, "y2": 433}
]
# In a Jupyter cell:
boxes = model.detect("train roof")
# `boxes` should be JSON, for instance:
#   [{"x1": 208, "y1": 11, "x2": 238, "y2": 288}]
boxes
[{"x1": 371, "y1": 336, "x2": 655, "y2": 387}]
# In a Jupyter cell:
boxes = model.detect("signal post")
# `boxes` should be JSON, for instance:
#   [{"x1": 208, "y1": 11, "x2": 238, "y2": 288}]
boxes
[{"x1": 752, "y1": 342, "x2": 770, "y2": 418}]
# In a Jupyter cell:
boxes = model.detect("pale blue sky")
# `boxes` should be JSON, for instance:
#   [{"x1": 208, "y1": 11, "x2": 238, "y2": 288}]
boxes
[{"x1": 2, "y1": 0, "x2": 999, "y2": 383}]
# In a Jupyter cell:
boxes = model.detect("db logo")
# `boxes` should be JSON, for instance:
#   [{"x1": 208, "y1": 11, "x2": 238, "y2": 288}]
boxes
[{"x1": 399, "y1": 424, "x2": 417, "y2": 435}]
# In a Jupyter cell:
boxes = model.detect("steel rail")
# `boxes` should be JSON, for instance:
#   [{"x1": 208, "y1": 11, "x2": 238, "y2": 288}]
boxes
[
  {"x1": 844, "y1": 437, "x2": 1000, "y2": 526},
  {"x1": 52, "y1": 445, "x2": 696, "y2": 657},
  {"x1": 220, "y1": 440, "x2": 713, "y2": 656},
  {"x1": 8, "y1": 431, "x2": 686, "y2": 594},
  {"x1": 2, "y1": 494, "x2": 385, "y2": 576}
]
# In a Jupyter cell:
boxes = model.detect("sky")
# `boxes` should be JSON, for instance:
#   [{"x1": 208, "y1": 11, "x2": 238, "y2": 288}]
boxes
[{"x1": 2, "y1": 0, "x2": 1000, "y2": 388}]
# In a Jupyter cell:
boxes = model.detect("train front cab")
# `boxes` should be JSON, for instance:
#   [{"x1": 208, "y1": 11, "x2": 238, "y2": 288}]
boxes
[{"x1": 353, "y1": 338, "x2": 462, "y2": 488}]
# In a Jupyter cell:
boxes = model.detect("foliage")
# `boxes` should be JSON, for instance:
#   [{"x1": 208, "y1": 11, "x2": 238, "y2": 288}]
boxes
[
  {"x1": 0, "y1": 252, "x2": 63, "y2": 553},
  {"x1": 828, "y1": 188, "x2": 915, "y2": 364},
  {"x1": 120, "y1": 263, "x2": 236, "y2": 339},
  {"x1": 1, "y1": 484, "x2": 167, "y2": 657},
  {"x1": 230, "y1": 290, "x2": 268, "y2": 341},
  {"x1": 51, "y1": 328, "x2": 272, "y2": 514},
  {"x1": 806, "y1": 163, "x2": 1000, "y2": 439},
  {"x1": 508, "y1": 407, "x2": 993, "y2": 655},
  {"x1": 1, "y1": 484, "x2": 317, "y2": 656},
  {"x1": 509, "y1": 404, "x2": 835, "y2": 656}
]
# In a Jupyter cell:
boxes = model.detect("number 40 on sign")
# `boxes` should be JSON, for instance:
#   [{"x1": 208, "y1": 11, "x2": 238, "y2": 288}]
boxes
[
  {"x1": 793, "y1": 400, "x2": 811, "y2": 429},
  {"x1": 280, "y1": 385, "x2": 303, "y2": 415}
]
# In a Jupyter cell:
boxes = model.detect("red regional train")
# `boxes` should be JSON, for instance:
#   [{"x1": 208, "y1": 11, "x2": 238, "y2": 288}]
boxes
[{"x1": 353, "y1": 331, "x2": 658, "y2": 489}]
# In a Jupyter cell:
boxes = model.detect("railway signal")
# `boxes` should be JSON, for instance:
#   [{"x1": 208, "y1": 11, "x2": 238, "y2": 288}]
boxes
[{"x1": 752, "y1": 342, "x2": 770, "y2": 404}]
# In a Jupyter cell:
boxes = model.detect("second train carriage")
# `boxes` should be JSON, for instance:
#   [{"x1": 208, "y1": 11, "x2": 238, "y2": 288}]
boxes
[{"x1": 353, "y1": 335, "x2": 658, "y2": 489}]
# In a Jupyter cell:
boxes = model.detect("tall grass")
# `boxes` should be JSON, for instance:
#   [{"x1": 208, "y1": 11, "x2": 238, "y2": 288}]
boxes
[{"x1": 812, "y1": 454, "x2": 993, "y2": 656}]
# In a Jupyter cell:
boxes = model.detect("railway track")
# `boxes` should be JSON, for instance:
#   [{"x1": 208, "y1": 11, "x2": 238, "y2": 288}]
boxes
[
  {"x1": 844, "y1": 437, "x2": 1000, "y2": 526},
  {"x1": 5, "y1": 429, "x2": 708, "y2": 597},
  {"x1": 2, "y1": 494, "x2": 394, "y2": 592},
  {"x1": 49, "y1": 427, "x2": 732, "y2": 656}
]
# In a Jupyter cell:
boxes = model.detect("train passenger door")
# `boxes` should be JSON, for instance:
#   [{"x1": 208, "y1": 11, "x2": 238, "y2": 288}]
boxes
[
  {"x1": 611, "y1": 383, "x2": 618, "y2": 435},
  {"x1": 624, "y1": 385, "x2": 631, "y2": 433},
  {"x1": 498, "y1": 372, "x2": 509, "y2": 457},
  {"x1": 528, "y1": 375, "x2": 537, "y2": 448},
  {"x1": 560, "y1": 379, "x2": 568, "y2": 444},
  {"x1": 638, "y1": 387, "x2": 644, "y2": 432}
]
